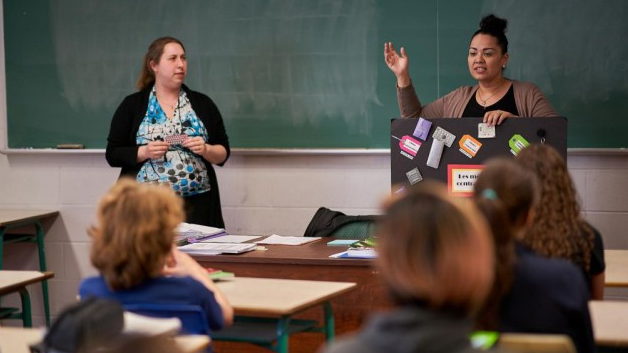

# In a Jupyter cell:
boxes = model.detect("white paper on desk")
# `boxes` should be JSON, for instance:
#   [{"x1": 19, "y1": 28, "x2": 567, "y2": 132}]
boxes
[
  {"x1": 123, "y1": 311, "x2": 181, "y2": 336},
  {"x1": 179, "y1": 242, "x2": 257, "y2": 254},
  {"x1": 257, "y1": 234, "x2": 321, "y2": 245},
  {"x1": 329, "y1": 251, "x2": 349, "y2": 258},
  {"x1": 198, "y1": 235, "x2": 262, "y2": 243}
]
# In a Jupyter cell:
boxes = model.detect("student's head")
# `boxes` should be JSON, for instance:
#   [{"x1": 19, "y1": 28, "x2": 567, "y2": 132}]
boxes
[
  {"x1": 515, "y1": 144, "x2": 593, "y2": 271},
  {"x1": 468, "y1": 14, "x2": 509, "y2": 82},
  {"x1": 89, "y1": 178, "x2": 184, "y2": 290},
  {"x1": 376, "y1": 181, "x2": 494, "y2": 315},
  {"x1": 137, "y1": 36, "x2": 186, "y2": 91},
  {"x1": 473, "y1": 158, "x2": 539, "y2": 234}
]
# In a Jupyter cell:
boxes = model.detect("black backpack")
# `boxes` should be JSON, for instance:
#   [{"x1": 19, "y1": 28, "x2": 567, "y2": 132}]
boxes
[
  {"x1": 30, "y1": 297, "x2": 124, "y2": 353},
  {"x1": 303, "y1": 207, "x2": 380, "y2": 239}
]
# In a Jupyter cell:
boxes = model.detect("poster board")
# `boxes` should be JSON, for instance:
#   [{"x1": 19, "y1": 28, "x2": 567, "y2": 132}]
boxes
[{"x1": 390, "y1": 117, "x2": 567, "y2": 194}]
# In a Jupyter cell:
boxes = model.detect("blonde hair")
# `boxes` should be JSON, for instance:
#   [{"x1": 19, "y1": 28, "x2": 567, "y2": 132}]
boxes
[
  {"x1": 89, "y1": 178, "x2": 184, "y2": 290},
  {"x1": 137, "y1": 37, "x2": 186, "y2": 91},
  {"x1": 377, "y1": 181, "x2": 494, "y2": 314}
]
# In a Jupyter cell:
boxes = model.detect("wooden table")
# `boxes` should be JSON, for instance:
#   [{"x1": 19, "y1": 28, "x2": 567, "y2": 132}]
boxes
[
  {"x1": 0, "y1": 209, "x2": 59, "y2": 326},
  {"x1": 0, "y1": 270, "x2": 55, "y2": 327},
  {"x1": 604, "y1": 250, "x2": 628, "y2": 287},
  {"x1": 589, "y1": 300, "x2": 628, "y2": 347},
  {"x1": 193, "y1": 239, "x2": 390, "y2": 353},
  {"x1": 214, "y1": 277, "x2": 356, "y2": 353},
  {"x1": 0, "y1": 326, "x2": 210, "y2": 353}
]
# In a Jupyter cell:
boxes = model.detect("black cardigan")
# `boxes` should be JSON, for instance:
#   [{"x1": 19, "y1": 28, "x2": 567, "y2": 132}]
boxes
[{"x1": 106, "y1": 84, "x2": 230, "y2": 227}]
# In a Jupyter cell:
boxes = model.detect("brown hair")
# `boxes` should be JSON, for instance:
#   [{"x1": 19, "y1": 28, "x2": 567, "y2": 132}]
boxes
[
  {"x1": 474, "y1": 158, "x2": 539, "y2": 229},
  {"x1": 137, "y1": 36, "x2": 186, "y2": 91},
  {"x1": 516, "y1": 144, "x2": 594, "y2": 272},
  {"x1": 377, "y1": 181, "x2": 494, "y2": 315},
  {"x1": 473, "y1": 198, "x2": 516, "y2": 330},
  {"x1": 89, "y1": 178, "x2": 184, "y2": 290},
  {"x1": 473, "y1": 158, "x2": 539, "y2": 329}
]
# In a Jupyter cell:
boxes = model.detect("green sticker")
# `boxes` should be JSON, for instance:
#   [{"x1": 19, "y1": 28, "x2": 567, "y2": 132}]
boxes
[
  {"x1": 469, "y1": 331, "x2": 500, "y2": 350},
  {"x1": 509, "y1": 134, "x2": 530, "y2": 155}
]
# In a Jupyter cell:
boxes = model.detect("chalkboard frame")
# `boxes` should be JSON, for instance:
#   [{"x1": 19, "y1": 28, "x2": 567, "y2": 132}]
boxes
[{"x1": 3, "y1": 0, "x2": 628, "y2": 150}]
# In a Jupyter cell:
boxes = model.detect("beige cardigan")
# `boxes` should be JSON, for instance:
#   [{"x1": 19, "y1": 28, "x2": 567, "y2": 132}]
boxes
[{"x1": 397, "y1": 80, "x2": 559, "y2": 118}]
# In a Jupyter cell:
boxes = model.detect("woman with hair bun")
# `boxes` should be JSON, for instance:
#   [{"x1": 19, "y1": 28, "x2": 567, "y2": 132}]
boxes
[{"x1": 384, "y1": 14, "x2": 558, "y2": 126}]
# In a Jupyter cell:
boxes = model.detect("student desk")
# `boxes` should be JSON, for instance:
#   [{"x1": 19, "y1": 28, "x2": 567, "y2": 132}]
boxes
[
  {"x1": 0, "y1": 270, "x2": 55, "y2": 327},
  {"x1": 589, "y1": 300, "x2": 628, "y2": 348},
  {"x1": 0, "y1": 209, "x2": 59, "y2": 326},
  {"x1": 193, "y1": 239, "x2": 390, "y2": 353},
  {"x1": 0, "y1": 326, "x2": 211, "y2": 353},
  {"x1": 603, "y1": 250, "x2": 628, "y2": 287},
  {"x1": 214, "y1": 277, "x2": 356, "y2": 353}
]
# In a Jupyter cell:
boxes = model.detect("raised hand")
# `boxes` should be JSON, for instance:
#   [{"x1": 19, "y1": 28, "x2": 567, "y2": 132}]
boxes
[{"x1": 384, "y1": 42, "x2": 411, "y2": 87}]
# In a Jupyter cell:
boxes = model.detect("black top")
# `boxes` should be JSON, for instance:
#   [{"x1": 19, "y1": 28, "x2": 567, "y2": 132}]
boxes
[
  {"x1": 461, "y1": 84, "x2": 519, "y2": 118},
  {"x1": 105, "y1": 84, "x2": 230, "y2": 228},
  {"x1": 323, "y1": 304, "x2": 483, "y2": 353},
  {"x1": 499, "y1": 245, "x2": 596, "y2": 353}
]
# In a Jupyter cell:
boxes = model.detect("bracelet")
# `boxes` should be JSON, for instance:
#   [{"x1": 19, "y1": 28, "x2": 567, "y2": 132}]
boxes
[{"x1": 397, "y1": 80, "x2": 411, "y2": 90}]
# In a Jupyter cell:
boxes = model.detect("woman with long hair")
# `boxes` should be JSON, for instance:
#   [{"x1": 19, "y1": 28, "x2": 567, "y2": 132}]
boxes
[{"x1": 516, "y1": 144, "x2": 605, "y2": 299}]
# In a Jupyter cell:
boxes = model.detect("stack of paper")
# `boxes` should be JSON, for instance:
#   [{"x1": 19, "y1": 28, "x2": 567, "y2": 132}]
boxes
[
  {"x1": 178, "y1": 242, "x2": 257, "y2": 255},
  {"x1": 176, "y1": 222, "x2": 227, "y2": 243},
  {"x1": 329, "y1": 248, "x2": 378, "y2": 259},
  {"x1": 257, "y1": 234, "x2": 321, "y2": 245}
]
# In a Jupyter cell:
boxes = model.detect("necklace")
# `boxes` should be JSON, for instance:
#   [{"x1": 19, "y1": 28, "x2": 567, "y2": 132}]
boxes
[
  {"x1": 159, "y1": 97, "x2": 178, "y2": 110},
  {"x1": 477, "y1": 81, "x2": 507, "y2": 107}
]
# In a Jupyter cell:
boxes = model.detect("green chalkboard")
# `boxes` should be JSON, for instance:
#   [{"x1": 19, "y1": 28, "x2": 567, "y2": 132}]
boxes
[{"x1": 4, "y1": 0, "x2": 628, "y2": 149}]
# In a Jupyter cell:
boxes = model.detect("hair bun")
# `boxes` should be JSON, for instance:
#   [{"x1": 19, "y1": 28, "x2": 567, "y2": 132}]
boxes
[{"x1": 479, "y1": 14, "x2": 508, "y2": 34}]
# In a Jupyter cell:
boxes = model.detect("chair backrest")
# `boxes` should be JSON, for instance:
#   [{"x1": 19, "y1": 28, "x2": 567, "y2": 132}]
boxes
[
  {"x1": 498, "y1": 333, "x2": 576, "y2": 353},
  {"x1": 123, "y1": 303, "x2": 210, "y2": 335},
  {"x1": 304, "y1": 207, "x2": 379, "y2": 239},
  {"x1": 329, "y1": 220, "x2": 377, "y2": 240}
]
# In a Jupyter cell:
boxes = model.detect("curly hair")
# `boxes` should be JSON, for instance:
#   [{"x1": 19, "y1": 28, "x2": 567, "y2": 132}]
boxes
[
  {"x1": 516, "y1": 144, "x2": 594, "y2": 272},
  {"x1": 89, "y1": 178, "x2": 184, "y2": 290}
]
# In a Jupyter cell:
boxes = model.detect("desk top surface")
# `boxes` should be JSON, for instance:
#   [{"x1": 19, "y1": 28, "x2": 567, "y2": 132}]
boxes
[
  {"x1": 0, "y1": 327, "x2": 44, "y2": 353},
  {"x1": 603, "y1": 250, "x2": 628, "y2": 287},
  {"x1": 589, "y1": 300, "x2": 628, "y2": 346},
  {"x1": 193, "y1": 237, "x2": 373, "y2": 267},
  {"x1": 0, "y1": 327, "x2": 209, "y2": 353},
  {"x1": 216, "y1": 276, "x2": 356, "y2": 317},
  {"x1": 0, "y1": 270, "x2": 55, "y2": 295},
  {"x1": 0, "y1": 209, "x2": 59, "y2": 226}
]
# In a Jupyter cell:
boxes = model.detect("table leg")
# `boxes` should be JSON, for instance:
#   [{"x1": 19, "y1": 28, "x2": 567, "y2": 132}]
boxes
[
  {"x1": 323, "y1": 301, "x2": 335, "y2": 342},
  {"x1": 276, "y1": 316, "x2": 291, "y2": 353},
  {"x1": 34, "y1": 222, "x2": 50, "y2": 327},
  {"x1": 18, "y1": 288, "x2": 33, "y2": 327}
]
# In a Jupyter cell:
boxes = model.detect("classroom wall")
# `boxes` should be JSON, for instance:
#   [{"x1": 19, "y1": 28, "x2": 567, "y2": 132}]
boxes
[{"x1": 1, "y1": 4, "x2": 627, "y2": 326}]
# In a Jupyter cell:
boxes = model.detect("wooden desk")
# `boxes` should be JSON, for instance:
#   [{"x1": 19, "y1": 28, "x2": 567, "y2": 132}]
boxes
[
  {"x1": 0, "y1": 270, "x2": 55, "y2": 327},
  {"x1": 0, "y1": 327, "x2": 210, "y2": 353},
  {"x1": 604, "y1": 250, "x2": 628, "y2": 287},
  {"x1": 590, "y1": 300, "x2": 628, "y2": 347},
  {"x1": 215, "y1": 277, "x2": 356, "y2": 353},
  {"x1": 0, "y1": 326, "x2": 43, "y2": 353},
  {"x1": 193, "y1": 239, "x2": 390, "y2": 353},
  {"x1": 0, "y1": 209, "x2": 59, "y2": 326}
]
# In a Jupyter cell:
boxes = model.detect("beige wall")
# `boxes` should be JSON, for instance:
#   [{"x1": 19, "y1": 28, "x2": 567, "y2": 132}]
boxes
[{"x1": 1, "y1": 4, "x2": 626, "y2": 327}]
